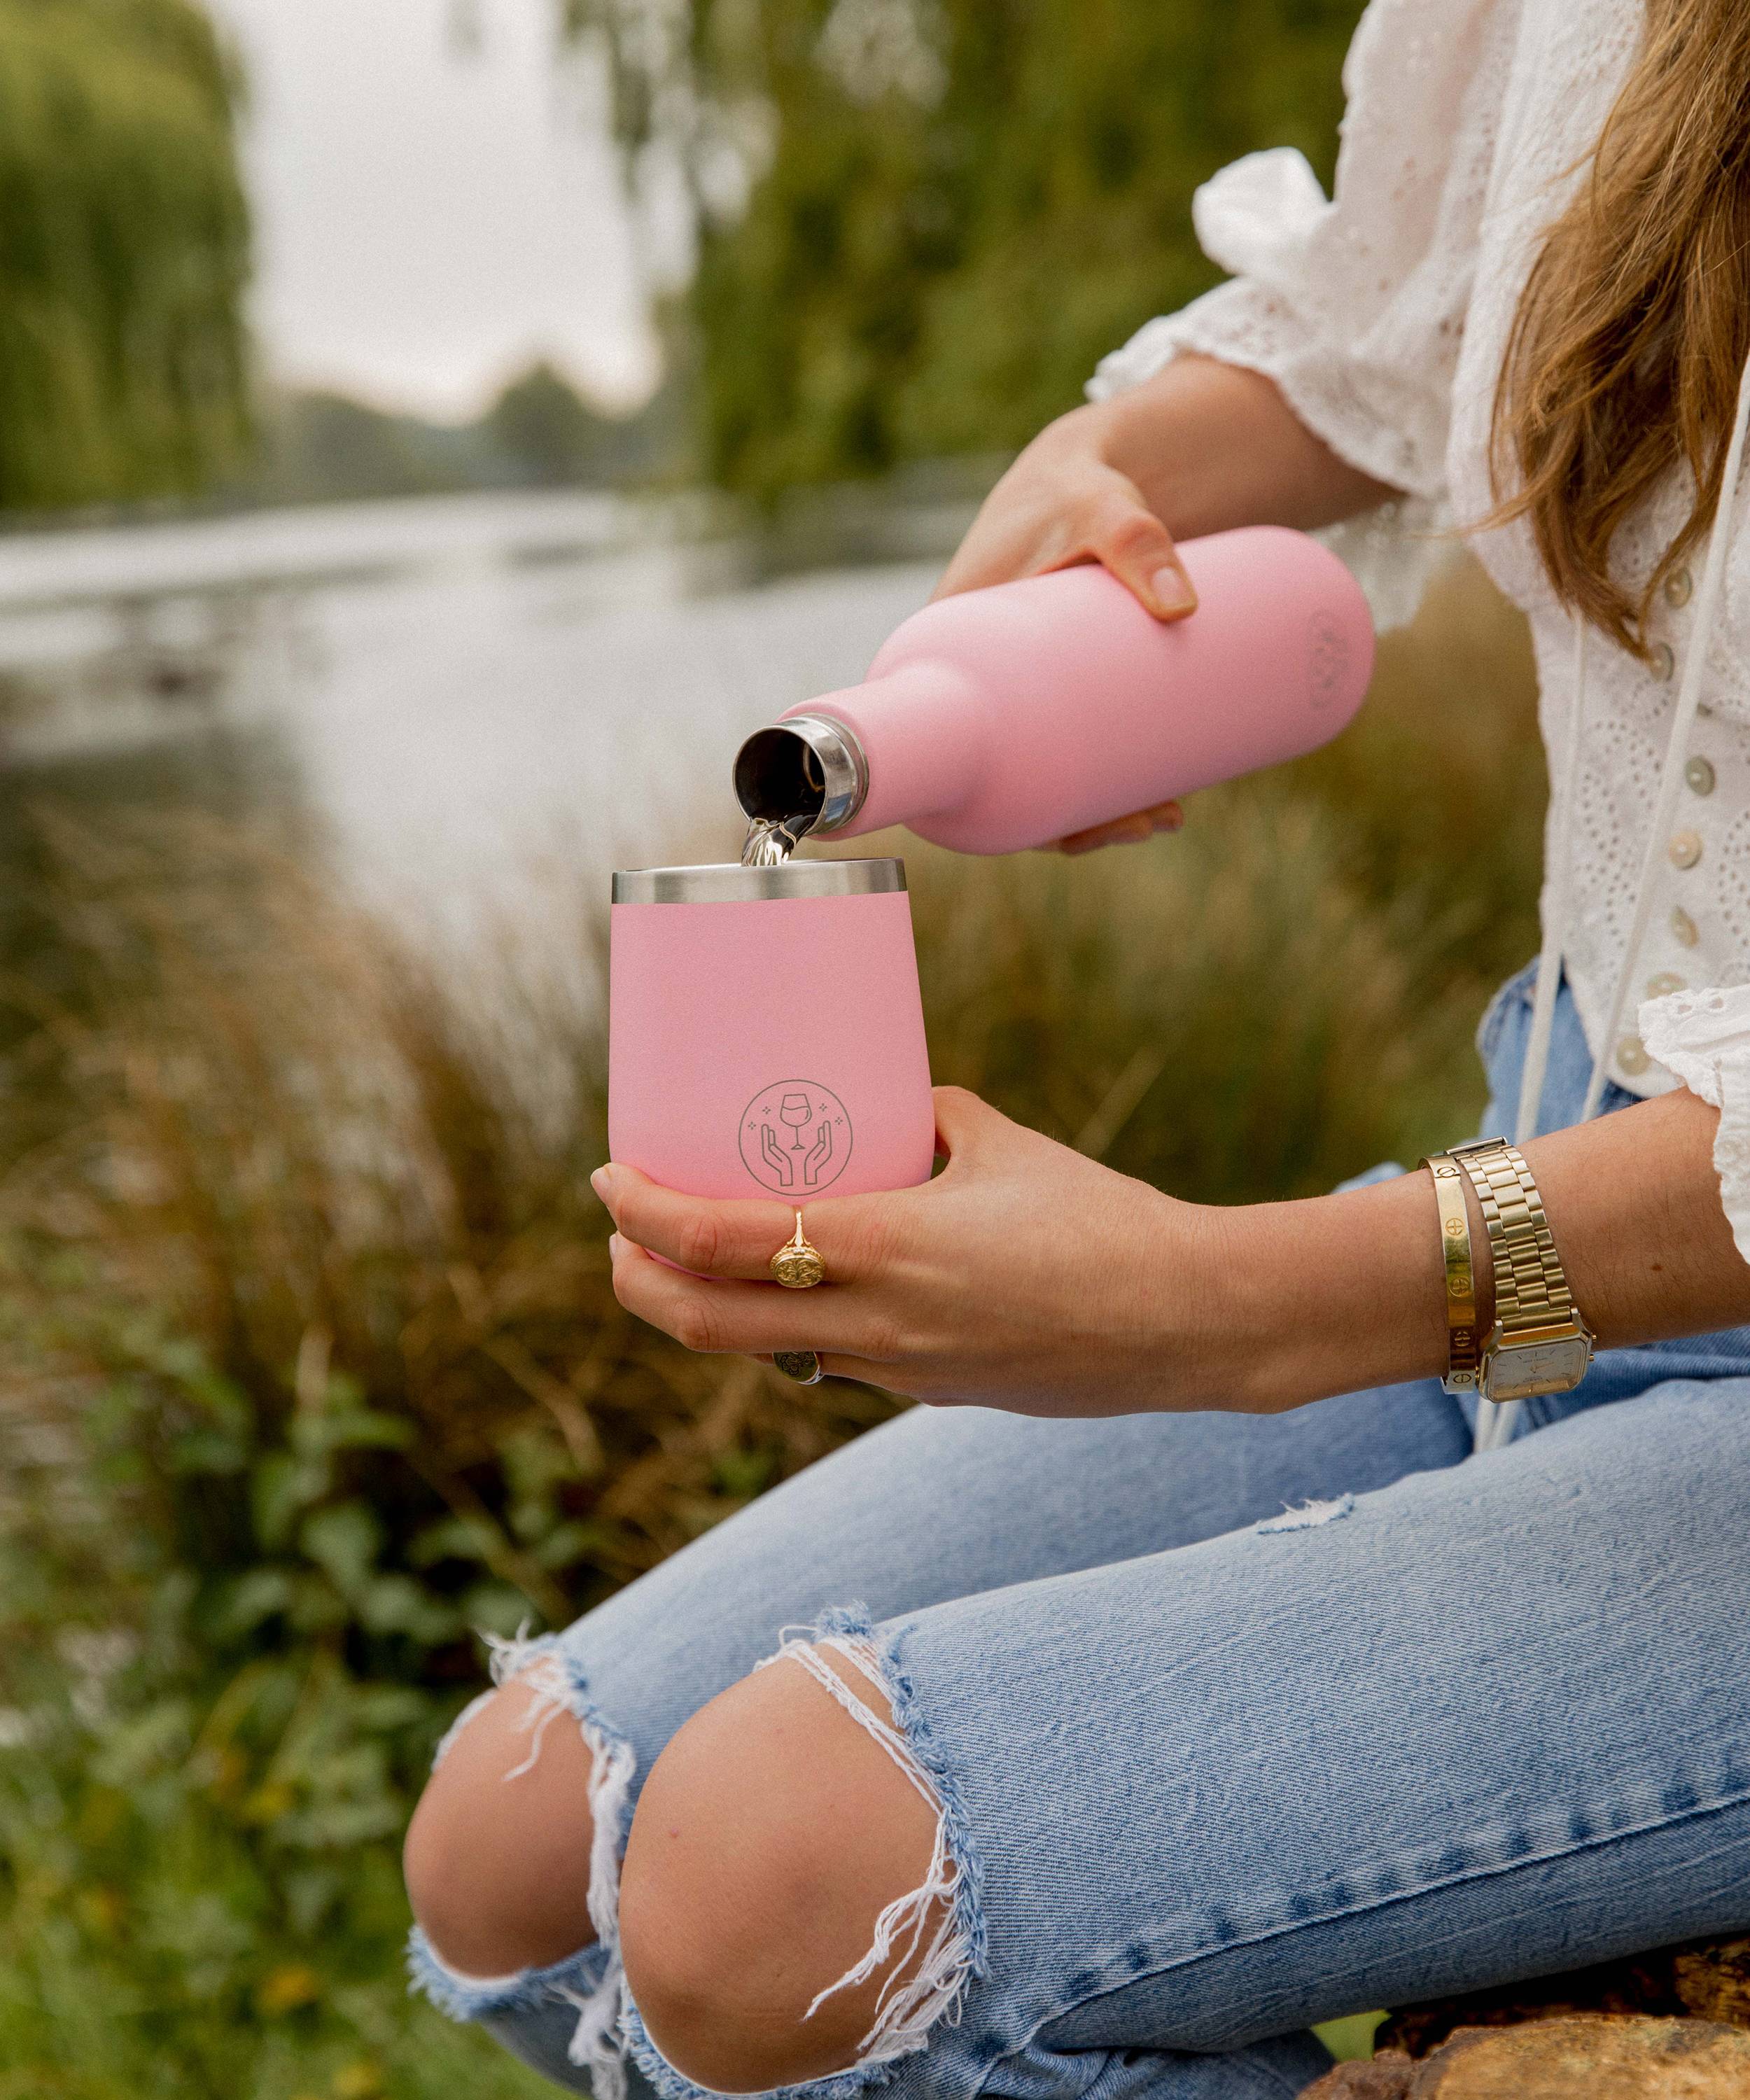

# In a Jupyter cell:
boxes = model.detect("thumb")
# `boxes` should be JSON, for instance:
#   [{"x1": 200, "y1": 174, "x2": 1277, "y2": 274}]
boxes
[
  {"x1": 930, "y1": 1084, "x2": 1009, "y2": 1163},
  {"x1": 1090, "y1": 501, "x2": 1198, "y2": 622}
]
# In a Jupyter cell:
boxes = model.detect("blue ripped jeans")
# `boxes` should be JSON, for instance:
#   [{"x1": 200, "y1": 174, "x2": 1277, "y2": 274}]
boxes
[{"x1": 412, "y1": 967, "x2": 1750, "y2": 2100}]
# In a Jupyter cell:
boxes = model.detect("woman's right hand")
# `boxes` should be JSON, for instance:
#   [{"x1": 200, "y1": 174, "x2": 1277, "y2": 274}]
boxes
[
  {"x1": 932, "y1": 358, "x2": 1398, "y2": 854},
  {"x1": 932, "y1": 402, "x2": 1196, "y2": 854},
  {"x1": 935, "y1": 402, "x2": 1200, "y2": 622}
]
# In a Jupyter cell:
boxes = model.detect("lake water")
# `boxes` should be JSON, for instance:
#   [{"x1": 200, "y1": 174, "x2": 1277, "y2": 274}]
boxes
[{"x1": 0, "y1": 488, "x2": 973, "y2": 944}]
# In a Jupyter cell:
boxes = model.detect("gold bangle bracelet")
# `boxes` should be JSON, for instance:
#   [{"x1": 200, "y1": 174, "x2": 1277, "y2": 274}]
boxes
[{"x1": 1420, "y1": 1152, "x2": 1480, "y2": 1394}]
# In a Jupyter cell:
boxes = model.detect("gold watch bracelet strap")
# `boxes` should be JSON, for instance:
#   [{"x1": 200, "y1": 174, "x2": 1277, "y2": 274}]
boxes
[
  {"x1": 1449, "y1": 1137, "x2": 1578, "y2": 1337},
  {"x1": 1420, "y1": 1153, "x2": 1481, "y2": 1394}
]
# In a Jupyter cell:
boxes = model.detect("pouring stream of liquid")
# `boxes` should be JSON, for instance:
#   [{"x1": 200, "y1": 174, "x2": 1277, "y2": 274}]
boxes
[{"x1": 740, "y1": 816, "x2": 812, "y2": 867}]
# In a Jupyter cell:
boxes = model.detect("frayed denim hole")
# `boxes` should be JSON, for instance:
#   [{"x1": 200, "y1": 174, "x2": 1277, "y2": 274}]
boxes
[
  {"x1": 743, "y1": 1604, "x2": 989, "y2": 2078},
  {"x1": 432, "y1": 1684, "x2": 500, "y2": 1772},
  {"x1": 410, "y1": 1628, "x2": 639, "y2": 2100},
  {"x1": 407, "y1": 1925, "x2": 610, "y2": 2024}
]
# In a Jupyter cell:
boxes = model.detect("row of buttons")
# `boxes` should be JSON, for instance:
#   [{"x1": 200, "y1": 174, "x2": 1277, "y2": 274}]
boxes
[{"x1": 1618, "y1": 567, "x2": 1701, "y2": 1079}]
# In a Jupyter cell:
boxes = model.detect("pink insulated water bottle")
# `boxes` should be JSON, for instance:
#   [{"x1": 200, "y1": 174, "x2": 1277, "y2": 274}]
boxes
[{"x1": 734, "y1": 525, "x2": 1374, "y2": 854}]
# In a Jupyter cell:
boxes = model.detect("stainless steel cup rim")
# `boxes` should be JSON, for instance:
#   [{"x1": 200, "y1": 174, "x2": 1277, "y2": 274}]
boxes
[{"x1": 611, "y1": 858, "x2": 906, "y2": 904}]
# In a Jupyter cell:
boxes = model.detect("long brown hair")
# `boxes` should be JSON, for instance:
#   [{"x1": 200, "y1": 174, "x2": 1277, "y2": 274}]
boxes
[{"x1": 1490, "y1": 0, "x2": 1750, "y2": 656}]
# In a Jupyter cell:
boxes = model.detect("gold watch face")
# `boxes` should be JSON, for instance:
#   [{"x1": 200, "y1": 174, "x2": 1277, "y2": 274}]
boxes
[{"x1": 1484, "y1": 1335, "x2": 1592, "y2": 1402}]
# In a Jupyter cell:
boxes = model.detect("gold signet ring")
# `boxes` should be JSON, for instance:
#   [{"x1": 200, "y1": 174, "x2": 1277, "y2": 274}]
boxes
[
  {"x1": 770, "y1": 1211, "x2": 827, "y2": 1289},
  {"x1": 774, "y1": 1350, "x2": 824, "y2": 1385}
]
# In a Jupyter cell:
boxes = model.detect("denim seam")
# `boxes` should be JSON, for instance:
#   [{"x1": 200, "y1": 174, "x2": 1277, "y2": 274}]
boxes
[
  {"x1": 979, "y1": 1779, "x2": 1750, "y2": 2078},
  {"x1": 967, "y1": 2035, "x2": 1315, "y2": 2100}
]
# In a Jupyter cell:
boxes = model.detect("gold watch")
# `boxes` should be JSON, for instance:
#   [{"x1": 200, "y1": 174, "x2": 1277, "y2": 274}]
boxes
[{"x1": 1448, "y1": 1136, "x2": 1595, "y2": 1403}]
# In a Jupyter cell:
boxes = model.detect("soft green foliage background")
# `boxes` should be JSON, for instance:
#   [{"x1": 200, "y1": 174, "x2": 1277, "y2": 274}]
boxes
[
  {"x1": 0, "y1": 0, "x2": 251, "y2": 510},
  {"x1": 0, "y1": 562, "x2": 1541, "y2": 2092},
  {"x1": 565, "y1": 0, "x2": 1366, "y2": 494}
]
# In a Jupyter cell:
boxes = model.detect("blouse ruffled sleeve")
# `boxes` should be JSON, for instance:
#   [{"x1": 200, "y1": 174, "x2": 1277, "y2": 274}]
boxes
[
  {"x1": 1087, "y1": 0, "x2": 1513, "y2": 507},
  {"x1": 1641, "y1": 986, "x2": 1750, "y2": 1266}
]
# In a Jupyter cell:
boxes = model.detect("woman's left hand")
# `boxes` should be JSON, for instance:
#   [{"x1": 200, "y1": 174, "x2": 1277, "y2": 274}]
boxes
[{"x1": 593, "y1": 1086, "x2": 1236, "y2": 1416}]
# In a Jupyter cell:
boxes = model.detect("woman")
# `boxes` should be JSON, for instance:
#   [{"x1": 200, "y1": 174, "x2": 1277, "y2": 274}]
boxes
[{"x1": 404, "y1": 4, "x2": 1750, "y2": 2095}]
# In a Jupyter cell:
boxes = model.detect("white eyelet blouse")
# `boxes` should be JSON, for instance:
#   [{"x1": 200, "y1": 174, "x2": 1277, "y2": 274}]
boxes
[{"x1": 1088, "y1": 0, "x2": 1750, "y2": 1259}]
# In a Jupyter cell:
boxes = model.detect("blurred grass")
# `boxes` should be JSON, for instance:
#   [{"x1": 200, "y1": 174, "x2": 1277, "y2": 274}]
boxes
[{"x1": 0, "y1": 554, "x2": 1541, "y2": 2093}]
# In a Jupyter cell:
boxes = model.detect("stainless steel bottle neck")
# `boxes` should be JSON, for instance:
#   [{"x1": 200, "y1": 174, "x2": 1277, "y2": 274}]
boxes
[{"x1": 733, "y1": 711, "x2": 869, "y2": 837}]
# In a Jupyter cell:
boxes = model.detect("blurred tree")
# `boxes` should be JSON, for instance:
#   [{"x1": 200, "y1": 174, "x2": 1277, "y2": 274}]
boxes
[
  {"x1": 487, "y1": 359, "x2": 654, "y2": 484},
  {"x1": 562, "y1": 0, "x2": 1365, "y2": 498},
  {"x1": 244, "y1": 360, "x2": 687, "y2": 505},
  {"x1": 0, "y1": 0, "x2": 251, "y2": 510},
  {"x1": 249, "y1": 391, "x2": 465, "y2": 505}
]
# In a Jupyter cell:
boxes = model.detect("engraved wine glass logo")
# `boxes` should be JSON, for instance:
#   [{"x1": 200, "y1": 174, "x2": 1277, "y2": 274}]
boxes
[{"x1": 739, "y1": 1079, "x2": 853, "y2": 1195}]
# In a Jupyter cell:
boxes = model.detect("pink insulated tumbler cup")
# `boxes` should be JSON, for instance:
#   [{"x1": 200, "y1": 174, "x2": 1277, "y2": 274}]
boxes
[
  {"x1": 734, "y1": 524, "x2": 1375, "y2": 855},
  {"x1": 608, "y1": 858, "x2": 935, "y2": 1203}
]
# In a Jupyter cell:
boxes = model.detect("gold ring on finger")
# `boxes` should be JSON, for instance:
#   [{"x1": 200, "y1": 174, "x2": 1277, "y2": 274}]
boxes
[
  {"x1": 774, "y1": 1350, "x2": 824, "y2": 1385},
  {"x1": 770, "y1": 1211, "x2": 827, "y2": 1289}
]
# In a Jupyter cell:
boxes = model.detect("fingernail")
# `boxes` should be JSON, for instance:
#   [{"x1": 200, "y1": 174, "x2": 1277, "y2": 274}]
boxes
[
  {"x1": 607, "y1": 1231, "x2": 624, "y2": 1259},
  {"x1": 591, "y1": 1165, "x2": 617, "y2": 1203},
  {"x1": 1151, "y1": 564, "x2": 1197, "y2": 615}
]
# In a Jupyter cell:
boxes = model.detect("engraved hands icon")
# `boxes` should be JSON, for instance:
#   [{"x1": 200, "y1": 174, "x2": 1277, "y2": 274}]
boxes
[
  {"x1": 759, "y1": 1123, "x2": 793, "y2": 1187},
  {"x1": 757, "y1": 1100, "x2": 834, "y2": 1190}
]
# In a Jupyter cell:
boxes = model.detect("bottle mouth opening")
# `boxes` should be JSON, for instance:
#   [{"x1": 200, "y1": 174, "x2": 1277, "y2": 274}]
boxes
[
  {"x1": 734, "y1": 713, "x2": 868, "y2": 834},
  {"x1": 735, "y1": 727, "x2": 826, "y2": 828}
]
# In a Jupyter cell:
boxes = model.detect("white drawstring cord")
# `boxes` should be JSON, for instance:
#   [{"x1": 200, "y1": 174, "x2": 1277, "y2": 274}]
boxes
[
  {"x1": 1471, "y1": 341, "x2": 1750, "y2": 1455},
  {"x1": 1513, "y1": 617, "x2": 1589, "y2": 1149},
  {"x1": 1474, "y1": 620, "x2": 1590, "y2": 1452}
]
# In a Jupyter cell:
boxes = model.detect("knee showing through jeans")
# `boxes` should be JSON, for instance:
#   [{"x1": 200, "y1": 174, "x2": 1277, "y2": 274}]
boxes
[
  {"x1": 620, "y1": 1636, "x2": 962, "y2": 2094},
  {"x1": 405, "y1": 1673, "x2": 601, "y2": 1979}
]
